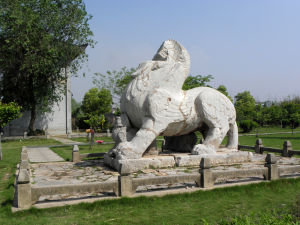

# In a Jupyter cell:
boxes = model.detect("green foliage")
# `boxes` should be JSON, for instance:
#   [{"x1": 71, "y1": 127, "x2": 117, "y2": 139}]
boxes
[
  {"x1": 93, "y1": 67, "x2": 136, "y2": 106},
  {"x1": 219, "y1": 210, "x2": 297, "y2": 225},
  {"x1": 84, "y1": 114, "x2": 105, "y2": 131},
  {"x1": 239, "y1": 120, "x2": 258, "y2": 133},
  {"x1": 81, "y1": 88, "x2": 112, "y2": 130},
  {"x1": 71, "y1": 98, "x2": 86, "y2": 129},
  {"x1": 0, "y1": 102, "x2": 21, "y2": 128},
  {"x1": 280, "y1": 98, "x2": 300, "y2": 129},
  {"x1": 217, "y1": 85, "x2": 233, "y2": 101},
  {"x1": 182, "y1": 74, "x2": 213, "y2": 90},
  {"x1": 234, "y1": 91, "x2": 257, "y2": 122},
  {"x1": 0, "y1": 0, "x2": 94, "y2": 131},
  {"x1": 82, "y1": 88, "x2": 112, "y2": 116}
]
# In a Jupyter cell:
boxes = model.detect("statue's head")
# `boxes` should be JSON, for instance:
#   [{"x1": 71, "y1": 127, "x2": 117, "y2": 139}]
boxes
[{"x1": 153, "y1": 40, "x2": 190, "y2": 76}]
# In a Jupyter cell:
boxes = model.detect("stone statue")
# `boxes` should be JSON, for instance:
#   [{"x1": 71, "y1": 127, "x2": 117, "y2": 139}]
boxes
[{"x1": 107, "y1": 40, "x2": 238, "y2": 161}]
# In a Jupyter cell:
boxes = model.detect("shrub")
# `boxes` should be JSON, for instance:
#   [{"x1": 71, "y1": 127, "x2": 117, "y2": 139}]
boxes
[{"x1": 239, "y1": 120, "x2": 258, "y2": 133}]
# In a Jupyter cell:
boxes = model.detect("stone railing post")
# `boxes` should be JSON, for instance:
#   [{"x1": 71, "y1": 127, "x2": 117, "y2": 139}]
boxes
[
  {"x1": 17, "y1": 169, "x2": 32, "y2": 209},
  {"x1": 255, "y1": 139, "x2": 263, "y2": 154},
  {"x1": 21, "y1": 147, "x2": 29, "y2": 161},
  {"x1": 72, "y1": 145, "x2": 80, "y2": 163},
  {"x1": 106, "y1": 128, "x2": 111, "y2": 137},
  {"x1": 282, "y1": 141, "x2": 292, "y2": 157},
  {"x1": 118, "y1": 174, "x2": 134, "y2": 197},
  {"x1": 265, "y1": 153, "x2": 279, "y2": 180},
  {"x1": 23, "y1": 131, "x2": 28, "y2": 139},
  {"x1": 90, "y1": 131, "x2": 95, "y2": 146},
  {"x1": 200, "y1": 158, "x2": 214, "y2": 188}
]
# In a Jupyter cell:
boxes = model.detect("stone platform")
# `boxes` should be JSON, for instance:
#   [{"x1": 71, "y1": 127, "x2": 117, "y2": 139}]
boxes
[{"x1": 104, "y1": 149, "x2": 253, "y2": 174}]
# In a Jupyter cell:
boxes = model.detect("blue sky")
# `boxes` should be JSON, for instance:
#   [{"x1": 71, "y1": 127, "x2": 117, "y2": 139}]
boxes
[{"x1": 72, "y1": 0, "x2": 300, "y2": 102}]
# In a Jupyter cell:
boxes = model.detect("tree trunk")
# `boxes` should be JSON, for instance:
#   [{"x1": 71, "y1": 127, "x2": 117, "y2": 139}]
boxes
[{"x1": 28, "y1": 105, "x2": 36, "y2": 132}]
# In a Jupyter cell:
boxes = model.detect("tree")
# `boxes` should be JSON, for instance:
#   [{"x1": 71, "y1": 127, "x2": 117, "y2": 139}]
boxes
[
  {"x1": 234, "y1": 91, "x2": 257, "y2": 122},
  {"x1": 93, "y1": 67, "x2": 136, "y2": 107},
  {"x1": 182, "y1": 74, "x2": 213, "y2": 90},
  {"x1": 0, "y1": 102, "x2": 22, "y2": 129},
  {"x1": 217, "y1": 85, "x2": 233, "y2": 102},
  {"x1": 280, "y1": 98, "x2": 300, "y2": 130},
  {"x1": 0, "y1": 0, "x2": 94, "y2": 132},
  {"x1": 81, "y1": 88, "x2": 112, "y2": 130}
]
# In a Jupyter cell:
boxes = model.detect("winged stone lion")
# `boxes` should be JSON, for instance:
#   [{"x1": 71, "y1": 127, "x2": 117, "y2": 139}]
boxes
[{"x1": 107, "y1": 40, "x2": 238, "y2": 161}]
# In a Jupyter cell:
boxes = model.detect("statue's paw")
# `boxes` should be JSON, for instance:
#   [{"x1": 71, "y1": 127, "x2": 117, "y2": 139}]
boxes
[
  {"x1": 191, "y1": 144, "x2": 217, "y2": 155},
  {"x1": 114, "y1": 142, "x2": 141, "y2": 160}
]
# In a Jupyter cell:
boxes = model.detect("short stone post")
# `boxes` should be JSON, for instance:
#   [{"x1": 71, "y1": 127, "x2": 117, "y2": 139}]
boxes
[
  {"x1": 255, "y1": 139, "x2": 263, "y2": 154},
  {"x1": 200, "y1": 158, "x2": 214, "y2": 188},
  {"x1": 17, "y1": 169, "x2": 32, "y2": 209},
  {"x1": 45, "y1": 131, "x2": 50, "y2": 139},
  {"x1": 23, "y1": 131, "x2": 28, "y2": 139},
  {"x1": 265, "y1": 153, "x2": 279, "y2": 180},
  {"x1": 118, "y1": 175, "x2": 134, "y2": 197},
  {"x1": 86, "y1": 132, "x2": 90, "y2": 141},
  {"x1": 90, "y1": 131, "x2": 94, "y2": 146},
  {"x1": 72, "y1": 145, "x2": 80, "y2": 163},
  {"x1": 282, "y1": 141, "x2": 292, "y2": 157},
  {"x1": 106, "y1": 128, "x2": 111, "y2": 137}
]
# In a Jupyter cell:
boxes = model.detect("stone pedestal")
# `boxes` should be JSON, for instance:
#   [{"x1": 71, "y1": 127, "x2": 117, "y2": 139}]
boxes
[{"x1": 104, "y1": 149, "x2": 252, "y2": 174}]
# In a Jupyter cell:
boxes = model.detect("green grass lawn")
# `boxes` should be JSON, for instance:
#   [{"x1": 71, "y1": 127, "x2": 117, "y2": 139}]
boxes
[
  {"x1": 243, "y1": 126, "x2": 300, "y2": 134},
  {"x1": 0, "y1": 138, "x2": 61, "y2": 221},
  {"x1": 51, "y1": 144, "x2": 114, "y2": 161},
  {"x1": 71, "y1": 136, "x2": 114, "y2": 143},
  {"x1": 238, "y1": 132, "x2": 300, "y2": 150},
  {"x1": 1, "y1": 132, "x2": 300, "y2": 224}
]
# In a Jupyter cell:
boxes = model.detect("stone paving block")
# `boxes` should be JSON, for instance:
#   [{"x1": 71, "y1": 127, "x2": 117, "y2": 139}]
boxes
[{"x1": 27, "y1": 147, "x2": 64, "y2": 163}]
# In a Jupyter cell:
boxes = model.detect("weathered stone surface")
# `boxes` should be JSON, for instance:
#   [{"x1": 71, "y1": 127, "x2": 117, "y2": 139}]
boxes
[
  {"x1": 18, "y1": 169, "x2": 30, "y2": 184},
  {"x1": 118, "y1": 175, "x2": 133, "y2": 196},
  {"x1": 283, "y1": 141, "x2": 292, "y2": 157},
  {"x1": 17, "y1": 183, "x2": 31, "y2": 209},
  {"x1": 27, "y1": 147, "x2": 63, "y2": 163},
  {"x1": 176, "y1": 150, "x2": 253, "y2": 167},
  {"x1": 20, "y1": 160, "x2": 29, "y2": 170},
  {"x1": 106, "y1": 40, "x2": 238, "y2": 165},
  {"x1": 266, "y1": 153, "x2": 277, "y2": 164},
  {"x1": 118, "y1": 156, "x2": 176, "y2": 174}
]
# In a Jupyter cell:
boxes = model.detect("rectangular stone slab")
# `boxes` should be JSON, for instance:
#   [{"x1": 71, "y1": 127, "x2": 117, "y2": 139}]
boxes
[{"x1": 175, "y1": 151, "x2": 253, "y2": 167}]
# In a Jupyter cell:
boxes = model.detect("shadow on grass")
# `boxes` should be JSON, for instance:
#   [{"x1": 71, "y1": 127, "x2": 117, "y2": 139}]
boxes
[
  {"x1": 258, "y1": 136, "x2": 300, "y2": 140},
  {"x1": 1, "y1": 198, "x2": 13, "y2": 207}
]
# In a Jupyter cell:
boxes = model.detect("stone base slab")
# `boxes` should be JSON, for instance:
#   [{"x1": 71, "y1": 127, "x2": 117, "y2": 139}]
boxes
[{"x1": 104, "y1": 149, "x2": 253, "y2": 174}]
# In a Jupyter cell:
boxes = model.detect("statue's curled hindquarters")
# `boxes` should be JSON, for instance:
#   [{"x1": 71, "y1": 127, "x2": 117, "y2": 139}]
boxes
[{"x1": 104, "y1": 40, "x2": 243, "y2": 172}]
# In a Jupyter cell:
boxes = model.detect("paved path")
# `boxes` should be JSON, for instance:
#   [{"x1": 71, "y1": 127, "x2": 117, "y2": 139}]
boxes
[
  {"x1": 51, "y1": 136, "x2": 82, "y2": 145},
  {"x1": 27, "y1": 147, "x2": 64, "y2": 163}
]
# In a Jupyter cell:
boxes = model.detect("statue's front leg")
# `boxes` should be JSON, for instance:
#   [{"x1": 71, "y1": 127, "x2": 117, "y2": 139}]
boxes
[{"x1": 114, "y1": 117, "x2": 165, "y2": 160}]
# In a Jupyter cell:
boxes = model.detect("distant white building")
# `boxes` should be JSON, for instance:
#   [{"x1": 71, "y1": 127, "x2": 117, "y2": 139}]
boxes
[{"x1": 3, "y1": 68, "x2": 72, "y2": 136}]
